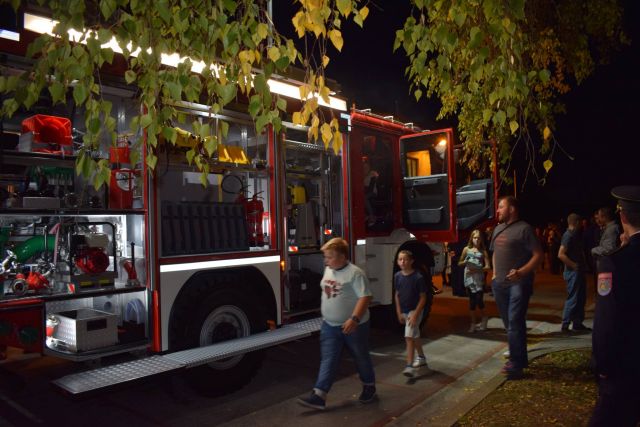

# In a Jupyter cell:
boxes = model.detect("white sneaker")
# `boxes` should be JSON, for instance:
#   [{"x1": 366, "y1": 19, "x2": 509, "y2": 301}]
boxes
[
  {"x1": 502, "y1": 350, "x2": 510, "y2": 358},
  {"x1": 412, "y1": 356, "x2": 428, "y2": 368},
  {"x1": 403, "y1": 365, "x2": 415, "y2": 377}
]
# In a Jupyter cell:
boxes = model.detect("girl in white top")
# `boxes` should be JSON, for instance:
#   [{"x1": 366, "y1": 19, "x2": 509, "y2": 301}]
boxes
[{"x1": 459, "y1": 229, "x2": 491, "y2": 332}]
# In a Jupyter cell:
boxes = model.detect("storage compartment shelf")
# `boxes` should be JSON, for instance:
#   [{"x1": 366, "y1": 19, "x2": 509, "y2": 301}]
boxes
[{"x1": 1, "y1": 149, "x2": 77, "y2": 167}]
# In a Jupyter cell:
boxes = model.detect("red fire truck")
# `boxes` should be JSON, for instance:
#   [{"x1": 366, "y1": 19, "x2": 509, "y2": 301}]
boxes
[{"x1": 0, "y1": 12, "x2": 496, "y2": 397}]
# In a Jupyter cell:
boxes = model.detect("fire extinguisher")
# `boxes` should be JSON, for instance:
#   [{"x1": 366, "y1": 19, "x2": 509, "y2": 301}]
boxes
[
  {"x1": 109, "y1": 138, "x2": 135, "y2": 209},
  {"x1": 239, "y1": 192, "x2": 264, "y2": 246}
]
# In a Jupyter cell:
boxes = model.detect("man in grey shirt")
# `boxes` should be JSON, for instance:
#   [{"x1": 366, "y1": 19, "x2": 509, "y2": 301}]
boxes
[
  {"x1": 490, "y1": 196, "x2": 543, "y2": 380},
  {"x1": 591, "y1": 207, "x2": 620, "y2": 258}
]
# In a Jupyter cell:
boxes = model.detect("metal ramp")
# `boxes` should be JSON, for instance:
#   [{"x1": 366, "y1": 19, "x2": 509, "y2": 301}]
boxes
[{"x1": 53, "y1": 317, "x2": 322, "y2": 395}]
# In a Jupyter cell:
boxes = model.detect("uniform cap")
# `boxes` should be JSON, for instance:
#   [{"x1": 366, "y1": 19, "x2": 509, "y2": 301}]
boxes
[{"x1": 611, "y1": 186, "x2": 640, "y2": 213}]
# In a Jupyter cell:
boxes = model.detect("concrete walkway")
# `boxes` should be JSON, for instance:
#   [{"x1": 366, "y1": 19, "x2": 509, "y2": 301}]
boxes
[{"x1": 221, "y1": 270, "x2": 594, "y2": 427}]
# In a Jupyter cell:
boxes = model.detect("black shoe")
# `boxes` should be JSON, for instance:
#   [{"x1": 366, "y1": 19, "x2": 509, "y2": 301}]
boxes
[
  {"x1": 572, "y1": 324, "x2": 592, "y2": 332},
  {"x1": 359, "y1": 385, "x2": 377, "y2": 403},
  {"x1": 561, "y1": 325, "x2": 570, "y2": 333},
  {"x1": 297, "y1": 392, "x2": 326, "y2": 410}
]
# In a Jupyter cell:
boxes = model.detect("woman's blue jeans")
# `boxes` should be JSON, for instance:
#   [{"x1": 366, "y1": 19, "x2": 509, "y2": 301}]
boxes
[
  {"x1": 492, "y1": 278, "x2": 533, "y2": 371},
  {"x1": 313, "y1": 320, "x2": 376, "y2": 394}
]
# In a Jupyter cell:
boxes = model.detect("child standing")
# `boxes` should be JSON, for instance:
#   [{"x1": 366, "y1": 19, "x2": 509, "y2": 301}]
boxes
[
  {"x1": 394, "y1": 250, "x2": 429, "y2": 377},
  {"x1": 298, "y1": 237, "x2": 376, "y2": 410},
  {"x1": 458, "y1": 229, "x2": 490, "y2": 332}
]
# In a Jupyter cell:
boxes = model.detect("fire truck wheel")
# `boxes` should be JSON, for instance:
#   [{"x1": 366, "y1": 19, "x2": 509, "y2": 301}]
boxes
[{"x1": 181, "y1": 289, "x2": 267, "y2": 396}]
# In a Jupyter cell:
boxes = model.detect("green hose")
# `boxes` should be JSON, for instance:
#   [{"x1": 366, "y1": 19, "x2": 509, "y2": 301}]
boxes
[{"x1": 14, "y1": 235, "x2": 56, "y2": 263}]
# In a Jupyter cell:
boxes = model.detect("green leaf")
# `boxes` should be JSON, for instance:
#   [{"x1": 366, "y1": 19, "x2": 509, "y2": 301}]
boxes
[
  {"x1": 509, "y1": 120, "x2": 519, "y2": 134},
  {"x1": 469, "y1": 26, "x2": 482, "y2": 48},
  {"x1": 75, "y1": 152, "x2": 86, "y2": 177},
  {"x1": 257, "y1": 23, "x2": 268, "y2": 40},
  {"x1": 253, "y1": 73, "x2": 268, "y2": 94},
  {"x1": 255, "y1": 114, "x2": 269, "y2": 133},
  {"x1": 146, "y1": 152, "x2": 158, "y2": 170},
  {"x1": 186, "y1": 149, "x2": 195, "y2": 165},
  {"x1": 353, "y1": 13, "x2": 363, "y2": 28},
  {"x1": 220, "y1": 120, "x2": 229, "y2": 138},
  {"x1": 125, "y1": 70, "x2": 136, "y2": 84},
  {"x1": 73, "y1": 84, "x2": 88, "y2": 106},
  {"x1": 204, "y1": 136, "x2": 216, "y2": 156},
  {"x1": 336, "y1": 0, "x2": 351, "y2": 17},
  {"x1": 543, "y1": 159, "x2": 553, "y2": 173},
  {"x1": 248, "y1": 95, "x2": 261, "y2": 117},
  {"x1": 217, "y1": 83, "x2": 237, "y2": 104},
  {"x1": 140, "y1": 114, "x2": 152, "y2": 129},
  {"x1": 200, "y1": 123, "x2": 211, "y2": 139},
  {"x1": 276, "y1": 97, "x2": 287, "y2": 112},
  {"x1": 199, "y1": 171, "x2": 209, "y2": 187},
  {"x1": 414, "y1": 89, "x2": 422, "y2": 101},
  {"x1": 97, "y1": 28, "x2": 112, "y2": 44},
  {"x1": 482, "y1": 109, "x2": 493, "y2": 123},
  {"x1": 494, "y1": 110, "x2": 506, "y2": 126},
  {"x1": 539, "y1": 69, "x2": 551, "y2": 83},
  {"x1": 48, "y1": 82, "x2": 65, "y2": 104},
  {"x1": 165, "y1": 81, "x2": 182, "y2": 100},
  {"x1": 162, "y1": 126, "x2": 177, "y2": 144},
  {"x1": 100, "y1": 0, "x2": 117, "y2": 20},
  {"x1": 88, "y1": 118, "x2": 101, "y2": 134}
]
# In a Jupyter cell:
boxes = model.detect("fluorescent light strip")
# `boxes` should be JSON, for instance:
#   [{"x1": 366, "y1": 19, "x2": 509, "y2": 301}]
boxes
[
  {"x1": 160, "y1": 255, "x2": 280, "y2": 273},
  {"x1": 23, "y1": 13, "x2": 347, "y2": 112},
  {"x1": 0, "y1": 30, "x2": 20, "y2": 41}
]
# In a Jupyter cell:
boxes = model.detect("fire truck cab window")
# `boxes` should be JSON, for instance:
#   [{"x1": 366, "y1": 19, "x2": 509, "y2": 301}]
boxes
[{"x1": 156, "y1": 115, "x2": 272, "y2": 256}]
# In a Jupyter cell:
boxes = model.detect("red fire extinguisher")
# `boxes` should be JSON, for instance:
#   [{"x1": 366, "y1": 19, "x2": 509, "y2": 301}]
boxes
[
  {"x1": 109, "y1": 139, "x2": 135, "y2": 209},
  {"x1": 238, "y1": 192, "x2": 264, "y2": 246}
]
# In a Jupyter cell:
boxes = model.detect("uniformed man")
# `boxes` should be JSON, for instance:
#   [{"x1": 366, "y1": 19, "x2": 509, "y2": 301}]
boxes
[{"x1": 589, "y1": 186, "x2": 640, "y2": 427}]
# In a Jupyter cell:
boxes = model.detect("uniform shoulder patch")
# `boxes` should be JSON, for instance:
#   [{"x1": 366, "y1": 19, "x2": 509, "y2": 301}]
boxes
[{"x1": 597, "y1": 272, "x2": 613, "y2": 296}]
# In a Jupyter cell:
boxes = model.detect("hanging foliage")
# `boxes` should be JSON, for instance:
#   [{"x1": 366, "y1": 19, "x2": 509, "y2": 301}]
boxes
[
  {"x1": 0, "y1": 0, "x2": 627, "y2": 188},
  {"x1": 394, "y1": 0, "x2": 626, "y2": 183}
]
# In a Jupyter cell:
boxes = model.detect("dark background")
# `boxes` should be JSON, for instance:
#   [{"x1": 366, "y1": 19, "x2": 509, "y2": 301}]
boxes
[{"x1": 274, "y1": 1, "x2": 640, "y2": 226}]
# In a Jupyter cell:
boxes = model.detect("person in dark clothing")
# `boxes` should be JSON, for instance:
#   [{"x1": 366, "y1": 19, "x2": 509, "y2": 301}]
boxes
[
  {"x1": 558, "y1": 213, "x2": 590, "y2": 332},
  {"x1": 590, "y1": 186, "x2": 640, "y2": 426},
  {"x1": 448, "y1": 240, "x2": 467, "y2": 297}
]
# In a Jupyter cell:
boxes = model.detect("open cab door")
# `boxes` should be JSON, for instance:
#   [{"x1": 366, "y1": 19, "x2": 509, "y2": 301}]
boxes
[
  {"x1": 399, "y1": 129, "x2": 457, "y2": 242},
  {"x1": 454, "y1": 142, "x2": 498, "y2": 233}
]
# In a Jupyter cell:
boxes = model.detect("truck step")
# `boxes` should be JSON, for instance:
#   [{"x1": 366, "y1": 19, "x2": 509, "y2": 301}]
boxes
[{"x1": 52, "y1": 318, "x2": 322, "y2": 395}]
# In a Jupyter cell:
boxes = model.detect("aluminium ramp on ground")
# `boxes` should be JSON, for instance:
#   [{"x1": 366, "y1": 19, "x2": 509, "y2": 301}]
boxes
[{"x1": 52, "y1": 318, "x2": 322, "y2": 395}]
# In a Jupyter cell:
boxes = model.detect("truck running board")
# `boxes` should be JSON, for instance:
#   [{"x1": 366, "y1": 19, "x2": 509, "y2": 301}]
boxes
[{"x1": 52, "y1": 317, "x2": 323, "y2": 395}]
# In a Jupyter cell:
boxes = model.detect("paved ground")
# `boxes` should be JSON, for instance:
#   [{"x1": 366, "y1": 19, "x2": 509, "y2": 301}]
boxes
[
  {"x1": 219, "y1": 269, "x2": 595, "y2": 427},
  {"x1": 0, "y1": 268, "x2": 594, "y2": 426}
]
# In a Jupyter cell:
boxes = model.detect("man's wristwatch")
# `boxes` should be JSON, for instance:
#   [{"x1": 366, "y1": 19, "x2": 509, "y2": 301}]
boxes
[{"x1": 350, "y1": 315, "x2": 360, "y2": 324}]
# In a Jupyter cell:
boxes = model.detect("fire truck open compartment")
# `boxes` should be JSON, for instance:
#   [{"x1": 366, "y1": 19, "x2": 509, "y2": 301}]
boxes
[{"x1": 281, "y1": 124, "x2": 344, "y2": 316}]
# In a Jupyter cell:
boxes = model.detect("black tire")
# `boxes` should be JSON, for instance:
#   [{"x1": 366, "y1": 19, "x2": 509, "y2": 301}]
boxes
[{"x1": 176, "y1": 288, "x2": 267, "y2": 397}]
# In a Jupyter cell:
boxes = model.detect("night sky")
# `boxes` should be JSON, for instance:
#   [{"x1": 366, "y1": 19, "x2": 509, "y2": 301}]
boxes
[{"x1": 274, "y1": 1, "x2": 640, "y2": 226}]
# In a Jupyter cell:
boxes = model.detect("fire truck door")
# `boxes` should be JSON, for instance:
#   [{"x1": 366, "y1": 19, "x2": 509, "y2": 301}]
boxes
[{"x1": 399, "y1": 129, "x2": 457, "y2": 242}]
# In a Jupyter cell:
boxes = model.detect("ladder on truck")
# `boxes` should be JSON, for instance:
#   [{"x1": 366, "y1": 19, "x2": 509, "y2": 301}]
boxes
[{"x1": 53, "y1": 318, "x2": 322, "y2": 395}]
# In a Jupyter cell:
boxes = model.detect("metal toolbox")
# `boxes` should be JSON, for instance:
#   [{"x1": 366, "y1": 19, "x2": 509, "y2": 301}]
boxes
[{"x1": 53, "y1": 308, "x2": 118, "y2": 352}]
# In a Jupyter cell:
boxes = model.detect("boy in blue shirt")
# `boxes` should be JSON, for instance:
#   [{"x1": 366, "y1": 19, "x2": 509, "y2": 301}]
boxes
[{"x1": 394, "y1": 250, "x2": 428, "y2": 377}]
